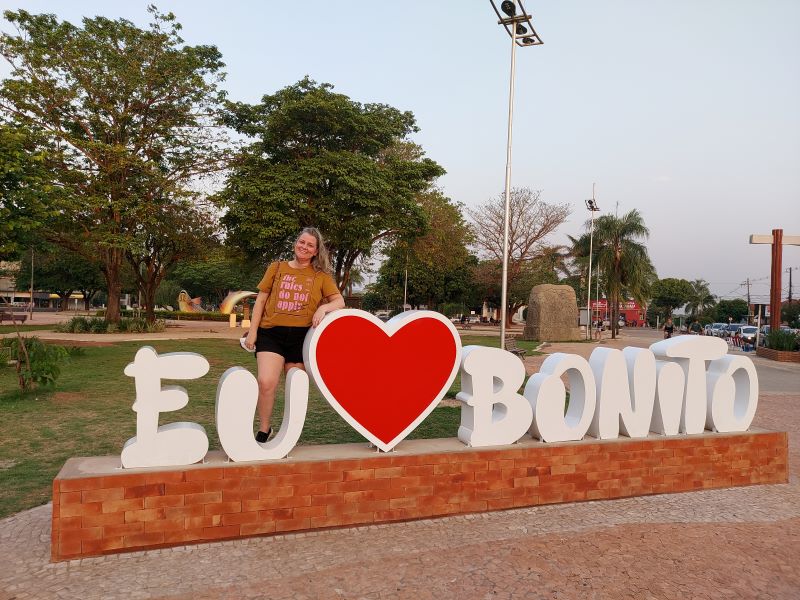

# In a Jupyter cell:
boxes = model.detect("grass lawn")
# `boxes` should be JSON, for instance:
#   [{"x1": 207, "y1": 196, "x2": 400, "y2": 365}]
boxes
[{"x1": 0, "y1": 334, "x2": 541, "y2": 519}]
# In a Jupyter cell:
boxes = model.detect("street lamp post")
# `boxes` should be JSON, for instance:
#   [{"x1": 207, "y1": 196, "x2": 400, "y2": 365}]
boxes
[
  {"x1": 489, "y1": 0, "x2": 542, "y2": 350},
  {"x1": 585, "y1": 186, "x2": 600, "y2": 339}
]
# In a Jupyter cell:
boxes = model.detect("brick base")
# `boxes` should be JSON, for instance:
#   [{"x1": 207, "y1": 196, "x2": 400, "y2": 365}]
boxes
[
  {"x1": 51, "y1": 430, "x2": 788, "y2": 561},
  {"x1": 756, "y1": 347, "x2": 800, "y2": 362}
]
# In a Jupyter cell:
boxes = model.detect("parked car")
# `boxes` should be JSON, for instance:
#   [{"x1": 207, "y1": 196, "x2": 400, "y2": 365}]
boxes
[
  {"x1": 710, "y1": 323, "x2": 728, "y2": 336},
  {"x1": 739, "y1": 326, "x2": 758, "y2": 346},
  {"x1": 722, "y1": 324, "x2": 744, "y2": 338},
  {"x1": 703, "y1": 324, "x2": 714, "y2": 335}
]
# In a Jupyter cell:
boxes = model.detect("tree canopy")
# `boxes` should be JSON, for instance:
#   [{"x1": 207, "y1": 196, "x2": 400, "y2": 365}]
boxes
[
  {"x1": 650, "y1": 277, "x2": 693, "y2": 315},
  {"x1": 218, "y1": 78, "x2": 445, "y2": 290},
  {"x1": 684, "y1": 279, "x2": 716, "y2": 317},
  {"x1": 366, "y1": 190, "x2": 476, "y2": 312},
  {"x1": 468, "y1": 187, "x2": 570, "y2": 325},
  {"x1": 715, "y1": 299, "x2": 749, "y2": 323},
  {"x1": 0, "y1": 124, "x2": 53, "y2": 257},
  {"x1": 573, "y1": 209, "x2": 656, "y2": 338},
  {"x1": 0, "y1": 7, "x2": 229, "y2": 321}
]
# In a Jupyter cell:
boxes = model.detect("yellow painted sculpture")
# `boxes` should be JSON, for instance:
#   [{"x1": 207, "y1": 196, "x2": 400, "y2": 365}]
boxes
[
  {"x1": 177, "y1": 291, "x2": 204, "y2": 313},
  {"x1": 219, "y1": 291, "x2": 258, "y2": 315}
]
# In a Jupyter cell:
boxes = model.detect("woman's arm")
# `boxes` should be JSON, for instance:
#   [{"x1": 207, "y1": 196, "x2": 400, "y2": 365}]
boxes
[
  {"x1": 244, "y1": 291, "x2": 269, "y2": 350},
  {"x1": 312, "y1": 293, "x2": 345, "y2": 327}
]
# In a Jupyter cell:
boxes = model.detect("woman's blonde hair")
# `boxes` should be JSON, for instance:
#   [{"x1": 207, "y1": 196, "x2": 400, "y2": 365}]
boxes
[{"x1": 297, "y1": 227, "x2": 332, "y2": 274}]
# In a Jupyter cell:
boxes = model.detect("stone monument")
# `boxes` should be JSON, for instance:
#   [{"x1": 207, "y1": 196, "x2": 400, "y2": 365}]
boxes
[{"x1": 522, "y1": 284, "x2": 581, "y2": 341}]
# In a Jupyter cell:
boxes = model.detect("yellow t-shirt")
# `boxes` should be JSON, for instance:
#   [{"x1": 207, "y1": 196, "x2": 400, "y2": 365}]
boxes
[{"x1": 256, "y1": 261, "x2": 339, "y2": 328}]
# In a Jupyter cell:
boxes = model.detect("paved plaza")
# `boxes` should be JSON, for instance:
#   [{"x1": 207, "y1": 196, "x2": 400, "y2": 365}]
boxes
[{"x1": 0, "y1": 320, "x2": 798, "y2": 599}]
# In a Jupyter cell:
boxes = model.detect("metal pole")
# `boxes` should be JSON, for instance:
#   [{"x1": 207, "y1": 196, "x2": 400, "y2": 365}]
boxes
[
  {"x1": 499, "y1": 12, "x2": 518, "y2": 350},
  {"x1": 756, "y1": 306, "x2": 762, "y2": 348},
  {"x1": 403, "y1": 251, "x2": 408, "y2": 312},
  {"x1": 585, "y1": 185, "x2": 595, "y2": 340},
  {"x1": 29, "y1": 248, "x2": 34, "y2": 321}
]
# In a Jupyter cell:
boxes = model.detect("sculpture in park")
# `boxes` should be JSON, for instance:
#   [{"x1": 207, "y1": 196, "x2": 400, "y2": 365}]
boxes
[
  {"x1": 120, "y1": 310, "x2": 759, "y2": 468},
  {"x1": 177, "y1": 290, "x2": 204, "y2": 313},
  {"x1": 523, "y1": 284, "x2": 582, "y2": 341},
  {"x1": 219, "y1": 290, "x2": 257, "y2": 314}
]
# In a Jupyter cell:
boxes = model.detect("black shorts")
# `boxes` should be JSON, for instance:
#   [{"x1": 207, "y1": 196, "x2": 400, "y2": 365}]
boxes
[{"x1": 255, "y1": 326, "x2": 310, "y2": 364}]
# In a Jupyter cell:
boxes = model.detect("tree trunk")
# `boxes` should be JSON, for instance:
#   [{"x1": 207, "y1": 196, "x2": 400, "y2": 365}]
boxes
[
  {"x1": 611, "y1": 295, "x2": 619, "y2": 339},
  {"x1": 144, "y1": 283, "x2": 157, "y2": 324},
  {"x1": 103, "y1": 253, "x2": 123, "y2": 324},
  {"x1": 82, "y1": 291, "x2": 95, "y2": 312},
  {"x1": 58, "y1": 294, "x2": 72, "y2": 312},
  {"x1": 506, "y1": 303, "x2": 520, "y2": 327}
]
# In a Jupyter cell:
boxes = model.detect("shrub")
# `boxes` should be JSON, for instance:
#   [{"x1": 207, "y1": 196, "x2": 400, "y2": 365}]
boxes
[
  {"x1": 97, "y1": 309, "x2": 231, "y2": 322},
  {"x1": 765, "y1": 329, "x2": 799, "y2": 351},
  {"x1": 56, "y1": 316, "x2": 165, "y2": 334},
  {"x1": 0, "y1": 336, "x2": 68, "y2": 390},
  {"x1": 90, "y1": 318, "x2": 108, "y2": 333}
]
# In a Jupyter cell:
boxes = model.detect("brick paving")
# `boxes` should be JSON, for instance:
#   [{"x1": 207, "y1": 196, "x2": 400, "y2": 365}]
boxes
[{"x1": 0, "y1": 392, "x2": 796, "y2": 599}]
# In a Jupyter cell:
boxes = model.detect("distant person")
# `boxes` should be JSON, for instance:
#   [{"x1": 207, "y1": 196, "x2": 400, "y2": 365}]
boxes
[
  {"x1": 243, "y1": 227, "x2": 345, "y2": 443},
  {"x1": 689, "y1": 320, "x2": 703, "y2": 335},
  {"x1": 663, "y1": 317, "x2": 675, "y2": 339}
]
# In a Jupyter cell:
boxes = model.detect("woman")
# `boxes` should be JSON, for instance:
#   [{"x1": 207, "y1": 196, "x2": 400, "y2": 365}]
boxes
[
  {"x1": 663, "y1": 317, "x2": 675, "y2": 339},
  {"x1": 244, "y1": 227, "x2": 345, "y2": 442}
]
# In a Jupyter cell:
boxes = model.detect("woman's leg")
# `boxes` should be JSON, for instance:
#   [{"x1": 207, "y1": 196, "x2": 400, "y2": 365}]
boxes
[{"x1": 256, "y1": 351, "x2": 285, "y2": 433}]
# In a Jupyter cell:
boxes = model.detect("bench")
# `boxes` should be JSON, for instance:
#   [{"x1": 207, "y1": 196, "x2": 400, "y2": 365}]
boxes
[
  {"x1": 505, "y1": 337, "x2": 527, "y2": 359},
  {"x1": 0, "y1": 311, "x2": 28, "y2": 325}
]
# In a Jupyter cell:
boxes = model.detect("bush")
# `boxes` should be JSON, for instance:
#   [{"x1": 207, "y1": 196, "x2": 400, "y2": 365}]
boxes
[
  {"x1": 56, "y1": 316, "x2": 165, "y2": 334},
  {"x1": 96, "y1": 309, "x2": 231, "y2": 322},
  {"x1": 90, "y1": 318, "x2": 107, "y2": 333},
  {"x1": 0, "y1": 336, "x2": 69, "y2": 390},
  {"x1": 765, "y1": 329, "x2": 799, "y2": 351}
]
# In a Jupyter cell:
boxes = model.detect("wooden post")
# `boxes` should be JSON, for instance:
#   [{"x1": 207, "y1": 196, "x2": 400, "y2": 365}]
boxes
[
  {"x1": 749, "y1": 229, "x2": 800, "y2": 328},
  {"x1": 770, "y1": 229, "x2": 783, "y2": 327}
]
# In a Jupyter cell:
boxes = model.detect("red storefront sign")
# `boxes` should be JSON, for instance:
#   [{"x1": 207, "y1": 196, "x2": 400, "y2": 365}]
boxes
[{"x1": 590, "y1": 299, "x2": 646, "y2": 326}]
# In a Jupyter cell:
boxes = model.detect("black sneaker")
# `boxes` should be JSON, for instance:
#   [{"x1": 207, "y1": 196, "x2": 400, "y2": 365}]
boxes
[{"x1": 255, "y1": 427, "x2": 273, "y2": 443}]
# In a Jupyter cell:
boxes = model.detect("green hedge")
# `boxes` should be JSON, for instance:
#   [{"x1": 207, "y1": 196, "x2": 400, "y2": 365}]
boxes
[
  {"x1": 95, "y1": 309, "x2": 234, "y2": 322},
  {"x1": 57, "y1": 316, "x2": 166, "y2": 334},
  {"x1": 765, "y1": 329, "x2": 799, "y2": 351}
]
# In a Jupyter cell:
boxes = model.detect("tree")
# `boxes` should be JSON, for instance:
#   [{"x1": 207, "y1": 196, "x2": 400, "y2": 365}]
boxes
[
  {"x1": 0, "y1": 8, "x2": 229, "y2": 322},
  {"x1": 370, "y1": 190, "x2": 475, "y2": 311},
  {"x1": 0, "y1": 124, "x2": 53, "y2": 257},
  {"x1": 684, "y1": 279, "x2": 716, "y2": 318},
  {"x1": 650, "y1": 277, "x2": 693, "y2": 317},
  {"x1": 468, "y1": 187, "x2": 570, "y2": 326},
  {"x1": 23, "y1": 245, "x2": 102, "y2": 311},
  {"x1": 574, "y1": 209, "x2": 656, "y2": 339},
  {"x1": 171, "y1": 247, "x2": 266, "y2": 306},
  {"x1": 218, "y1": 78, "x2": 445, "y2": 290},
  {"x1": 126, "y1": 198, "x2": 220, "y2": 323},
  {"x1": 715, "y1": 299, "x2": 749, "y2": 323}
]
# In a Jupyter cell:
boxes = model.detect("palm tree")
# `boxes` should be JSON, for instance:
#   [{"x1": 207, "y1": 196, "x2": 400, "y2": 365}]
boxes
[
  {"x1": 574, "y1": 209, "x2": 655, "y2": 339},
  {"x1": 684, "y1": 279, "x2": 716, "y2": 317}
]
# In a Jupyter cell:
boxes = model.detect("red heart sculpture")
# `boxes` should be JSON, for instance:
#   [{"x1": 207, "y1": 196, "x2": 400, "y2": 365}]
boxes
[{"x1": 304, "y1": 310, "x2": 461, "y2": 451}]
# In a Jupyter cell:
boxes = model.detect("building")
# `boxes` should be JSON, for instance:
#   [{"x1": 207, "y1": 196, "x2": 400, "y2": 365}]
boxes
[{"x1": 590, "y1": 299, "x2": 647, "y2": 327}]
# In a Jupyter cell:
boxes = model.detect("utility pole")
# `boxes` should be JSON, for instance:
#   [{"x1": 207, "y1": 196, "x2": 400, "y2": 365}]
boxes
[{"x1": 741, "y1": 277, "x2": 751, "y2": 323}]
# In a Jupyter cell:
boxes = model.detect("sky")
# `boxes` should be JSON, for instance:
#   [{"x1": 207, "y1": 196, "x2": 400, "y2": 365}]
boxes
[{"x1": 1, "y1": 1, "x2": 799, "y2": 303}]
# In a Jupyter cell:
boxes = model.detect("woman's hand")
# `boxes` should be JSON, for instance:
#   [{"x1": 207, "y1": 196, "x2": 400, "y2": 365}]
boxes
[
  {"x1": 244, "y1": 331, "x2": 257, "y2": 351},
  {"x1": 312, "y1": 306, "x2": 328, "y2": 328}
]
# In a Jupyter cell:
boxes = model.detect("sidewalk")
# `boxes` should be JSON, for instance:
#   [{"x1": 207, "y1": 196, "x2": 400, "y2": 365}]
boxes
[
  {"x1": 1, "y1": 324, "x2": 797, "y2": 598},
  {"x1": 1, "y1": 391, "x2": 797, "y2": 599}
]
